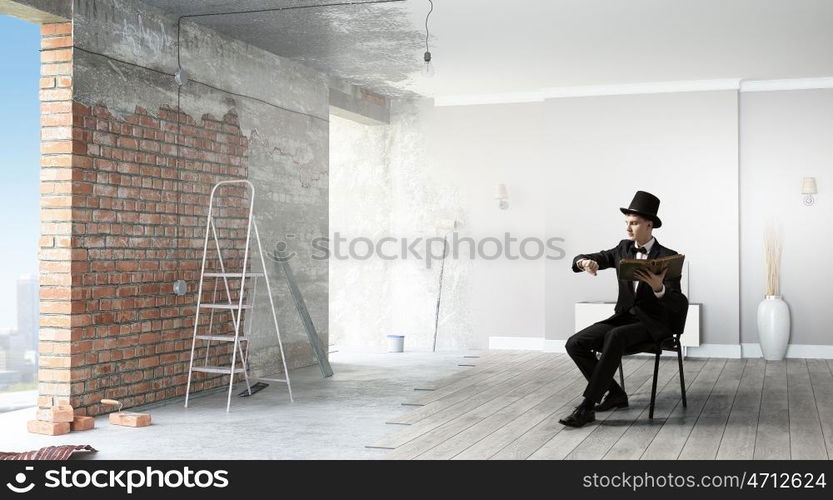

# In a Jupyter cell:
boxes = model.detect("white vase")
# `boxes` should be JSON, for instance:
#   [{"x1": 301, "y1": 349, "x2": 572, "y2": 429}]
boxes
[{"x1": 757, "y1": 295, "x2": 790, "y2": 361}]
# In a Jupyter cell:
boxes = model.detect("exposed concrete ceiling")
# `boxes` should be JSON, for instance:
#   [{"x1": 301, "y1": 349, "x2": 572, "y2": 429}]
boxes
[
  {"x1": 0, "y1": 0, "x2": 70, "y2": 22},
  {"x1": 143, "y1": 0, "x2": 833, "y2": 99},
  {"x1": 142, "y1": 0, "x2": 425, "y2": 97}
]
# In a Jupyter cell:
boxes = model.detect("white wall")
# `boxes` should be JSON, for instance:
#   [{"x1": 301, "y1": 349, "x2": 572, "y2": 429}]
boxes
[
  {"x1": 331, "y1": 91, "x2": 741, "y2": 350},
  {"x1": 329, "y1": 114, "x2": 392, "y2": 351},
  {"x1": 539, "y1": 92, "x2": 739, "y2": 345},
  {"x1": 419, "y1": 92, "x2": 740, "y2": 347},
  {"x1": 330, "y1": 87, "x2": 833, "y2": 353},
  {"x1": 740, "y1": 89, "x2": 833, "y2": 346}
]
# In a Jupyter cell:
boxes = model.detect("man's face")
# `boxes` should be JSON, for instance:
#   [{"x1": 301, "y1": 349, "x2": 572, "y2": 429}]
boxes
[{"x1": 625, "y1": 214, "x2": 652, "y2": 243}]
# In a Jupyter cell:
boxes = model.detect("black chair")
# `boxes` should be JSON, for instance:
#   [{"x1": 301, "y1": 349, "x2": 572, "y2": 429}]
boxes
[
  {"x1": 618, "y1": 333, "x2": 687, "y2": 419},
  {"x1": 596, "y1": 326, "x2": 688, "y2": 420},
  {"x1": 590, "y1": 304, "x2": 689, "y2": 419}
]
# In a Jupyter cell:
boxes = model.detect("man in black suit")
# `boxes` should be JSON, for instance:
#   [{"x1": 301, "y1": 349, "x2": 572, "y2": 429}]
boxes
[{"x1": 559, "y1": 191, "x2": 688, "y2": 428}]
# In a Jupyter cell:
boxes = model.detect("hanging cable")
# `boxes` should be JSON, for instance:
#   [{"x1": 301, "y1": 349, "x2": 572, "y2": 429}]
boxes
[
  {"x1": 425, "y1": 0, "x2": 433, "y2": 54},
  {"x1": 423, "y1": 0, "x2": 435, "y2": 77},
  {"x1": 179, "y1": 0, "x2": 405, "y2": 20}
]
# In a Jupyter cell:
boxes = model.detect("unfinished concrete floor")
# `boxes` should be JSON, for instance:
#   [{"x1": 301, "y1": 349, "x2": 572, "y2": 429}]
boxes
[{"x1": 0, "y1": 350, "x2": 483, "y2": 459}]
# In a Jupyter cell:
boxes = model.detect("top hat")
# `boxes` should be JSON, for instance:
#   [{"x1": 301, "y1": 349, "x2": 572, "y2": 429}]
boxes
[{"x1": 620, "y1": 190, "x2": 662, "y2": 228}]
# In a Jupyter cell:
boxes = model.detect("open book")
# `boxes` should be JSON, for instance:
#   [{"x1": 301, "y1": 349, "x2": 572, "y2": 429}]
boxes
[{"x1": 617, "y1": 254, "x2": 685, "y2": 281}]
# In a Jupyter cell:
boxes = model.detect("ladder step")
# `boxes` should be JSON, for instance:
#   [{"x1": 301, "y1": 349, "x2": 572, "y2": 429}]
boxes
[
  {"x1": 192, "y1": 366, "x2": 246, "y2": 374},
  {"x1": 199, "y1": 304, "x2": 253, "y2": 310},
  {"x1": 204, "y1": 272, "x2": 265, "y2": 278},
  {"x1": 195, "y1": 335, "x2": 249, "y2": 342},
  {"x1": 257, "y1": 377, "x2": 288, "y2": 383}
]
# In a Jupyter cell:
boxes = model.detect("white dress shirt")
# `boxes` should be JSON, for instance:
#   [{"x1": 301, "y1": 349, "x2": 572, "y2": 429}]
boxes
[{"x1": 632, "y1": 237, "x2": 666, "y2": 298}]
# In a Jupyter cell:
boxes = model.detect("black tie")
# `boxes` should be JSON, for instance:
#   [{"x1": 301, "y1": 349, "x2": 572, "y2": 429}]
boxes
[{"x1": 630, "y1": 246, "x2": 648, "y2": 255}]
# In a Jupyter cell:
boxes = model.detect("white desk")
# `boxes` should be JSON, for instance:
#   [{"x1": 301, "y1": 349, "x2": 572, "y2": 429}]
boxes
[{"x1": 574, "y1": 302, "x2": 701, "y2": 349}]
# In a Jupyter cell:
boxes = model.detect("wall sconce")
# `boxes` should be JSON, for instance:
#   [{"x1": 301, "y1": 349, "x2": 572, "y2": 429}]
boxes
[
  {"x1": 801, "y1": 177, "x2": 817, "y2": 206},
  {"x1": 495, "y1": 183, "x2": 509, "y2": 210}
]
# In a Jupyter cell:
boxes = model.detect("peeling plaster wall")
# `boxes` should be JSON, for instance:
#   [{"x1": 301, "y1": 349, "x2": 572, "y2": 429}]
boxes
[
  {"x1": 72, "y1": 0, "x2": 329, "y2": 381},
  {"x1": 328, "y1": 115, "x2": 392, "y2": 350},
  {"x1": 384, "y1": 99, "x2": 545, "y2": 350},
  {"x1": 330, "y1": 99, "x2": 475, "y2": 351},
  {"x1": 386, "y1": 100, "x2": 475, "y2": 351}
]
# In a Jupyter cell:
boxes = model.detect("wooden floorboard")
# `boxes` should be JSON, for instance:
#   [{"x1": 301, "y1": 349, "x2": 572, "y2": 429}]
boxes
[
  {"x1": 403, "y1": 351, "x2": 544, "y2": 406},
  {"x1": 807, "y1": 359, "x2": 833, "y2": 458},
  {"x1": 753, "y1": 361, "x2": 790, "y2": 460},
  {"x1": 388, "y1": 354, "x2": 568, "y2": 424},
  {"x1": 716, "y1": 358, "x2": 765, "y2": 460},
  {"x1": 412, "y1": 351, "x2": 520, "y2": 391},
  {"x1": 383, "y1": 356, "x2": 570, "y2": 459},
  {"x1": 602, "y1": 358, "x2": 707, "y2": 460},
  {"x1": 451, "y1": 363, "x2": 593, "y2": 460},
  {"x1": 786, "y1": 359, "x2": 828, "y2": 459},
  {"x1": 565, "y1": 358, "x2": 682, "y2": 460},
  {"x1": 370, "y1": 355, "x2": 560, "y2": 450},
  {"x1": 529, "y1": 357, "x2": 663, "y2": 460},
  {"x1": 677, "y1": 359, "x2": 746, "y2": 459},
  {"x1": 414, "y1": 356, "x2": 579, "y2": 459},
  {"x1": 640, "y1": 358, "x2": 727, "y2": 460},
  {"x1": 489, "y1": 358, "x2": 650, "y2": 460}
]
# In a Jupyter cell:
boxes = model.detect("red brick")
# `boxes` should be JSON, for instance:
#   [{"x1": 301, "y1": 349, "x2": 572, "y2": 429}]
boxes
[
  {"x1": 39, "y1": 88, "x2": 72, "y2": 101},
  {"x1": 40, "y1": 154, "x2": 90, "y2": 168},
  {"x1": 28, "y1": 420, "x2": 70, "y2": 435},
  {"x1": 36, "y1": 404, "x2": 74, "y2": 422},
  {"x1": 41, "y1": 127, "x2": 72, "y2": 141},
  {"x1": 117, "y1": 137, "x2": 139, "y2": 149},
  {"x1": 41, "y1": 48, "x2": 73, "y2": 63},
  {"x1": 41, "y1": 113, "x2": 73, "y2": 126},
  {"x1": 42, "y1": 36, "x2": 73, "y2": 50},
  {"x1": 109, "y1": 412, "x2": 151, "y2": 427},
  {"x1": 41, "y1": 62, "x2": 72, "y2": 76},
  {"x1": 41, "y1": 140, "x2": 87, "y2": 155},
  {"x1": 41, "y1": 101, "x2": 72, "y2": 114},
  {"x1": 71, "y1": 415, "x2": 95, "y2": 431},
  {"x1": 41, "y1": 23, "x2": 72, "y2": 36}
]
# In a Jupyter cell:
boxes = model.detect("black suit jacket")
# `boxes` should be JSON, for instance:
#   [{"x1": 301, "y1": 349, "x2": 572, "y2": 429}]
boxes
[{"x1": 572, "y1": 238, "x2": 688, "y2": 342}]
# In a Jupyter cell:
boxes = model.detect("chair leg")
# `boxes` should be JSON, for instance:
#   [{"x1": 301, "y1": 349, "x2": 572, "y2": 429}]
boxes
[
  {"x1": 618, "y1": 363, "x2": 625, "y2": 393},
  {"x1": 649, "y1": 351, "x2": 660, "y2": 419},
  {"x1": 677, "y1": 347, "x2": 687, "y2": 408}
]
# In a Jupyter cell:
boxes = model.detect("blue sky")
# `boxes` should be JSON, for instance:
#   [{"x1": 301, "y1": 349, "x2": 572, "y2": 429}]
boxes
[{"x1": 0, "y1": 15, "x2": 40, "y2": 329}]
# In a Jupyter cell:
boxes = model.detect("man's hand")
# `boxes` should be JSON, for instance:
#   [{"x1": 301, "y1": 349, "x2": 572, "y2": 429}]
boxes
[
  {"x1": 634, "y1": 267, "x2": 667, "y2": 293},
  {"x1": 578, "y1": 259, "x2": 599, "y2": 276}
]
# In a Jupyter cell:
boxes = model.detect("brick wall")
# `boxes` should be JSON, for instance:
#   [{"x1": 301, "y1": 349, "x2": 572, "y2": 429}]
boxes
[
  {"x1": 39, "y1": 21, "x2": 254, "y2": 414},
  {"x1": 38, "y1": 21, "x2": 79, "y2": 410}
]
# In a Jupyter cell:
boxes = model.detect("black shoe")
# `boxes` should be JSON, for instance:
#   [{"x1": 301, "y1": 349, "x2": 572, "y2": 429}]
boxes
[
  {"x1": 558, "y1": 405, "x2": 596, "y2": 428},
  {"x1": 594, "y1": 391, "x2": 629, "y2": 412}
]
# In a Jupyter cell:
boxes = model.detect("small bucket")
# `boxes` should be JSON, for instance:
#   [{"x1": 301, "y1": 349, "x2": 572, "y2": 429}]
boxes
[{"x1": 387, "y1": 335, "x2": 405, "y2": 353}]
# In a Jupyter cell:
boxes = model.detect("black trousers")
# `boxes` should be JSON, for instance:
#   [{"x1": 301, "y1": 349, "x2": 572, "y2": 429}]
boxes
[{"x1": 565, "y1": 313, "x2": 652, "y2": 403}]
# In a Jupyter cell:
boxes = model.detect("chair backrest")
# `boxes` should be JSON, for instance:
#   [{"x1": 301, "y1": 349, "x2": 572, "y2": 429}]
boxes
[{"x1": 674, "y1": 303, "x2": 689, "y2": 337}]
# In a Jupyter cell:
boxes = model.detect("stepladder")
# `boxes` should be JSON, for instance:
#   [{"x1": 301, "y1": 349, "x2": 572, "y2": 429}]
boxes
[{"x1": 185, "y1": 180, "x2": 293, "y2": 411}]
